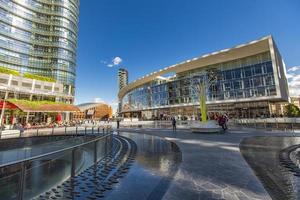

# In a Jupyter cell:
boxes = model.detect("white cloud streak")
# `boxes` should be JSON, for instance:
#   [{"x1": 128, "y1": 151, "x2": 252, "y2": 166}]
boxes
[{"x1": 288, "y1": 66, "x2": 300, "y2": 72}]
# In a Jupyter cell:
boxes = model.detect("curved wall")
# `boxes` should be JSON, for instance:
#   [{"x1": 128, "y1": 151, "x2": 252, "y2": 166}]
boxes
[{"x1": 0, "y1": 0, "x2": 79, "y2": 93}]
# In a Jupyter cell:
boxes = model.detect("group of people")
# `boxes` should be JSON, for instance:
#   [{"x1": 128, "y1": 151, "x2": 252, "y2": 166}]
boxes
[
  {"x1": 214, "y1": 114, "x2": 229, "y2": 131},
  {"x1": 170, "y1": 113, "x2": 229, "y2": 132}
]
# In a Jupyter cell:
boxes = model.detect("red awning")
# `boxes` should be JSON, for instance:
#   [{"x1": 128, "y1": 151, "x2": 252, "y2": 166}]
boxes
[{"x1": 0, "y1": 101, "x2": 18, "y2": 109}]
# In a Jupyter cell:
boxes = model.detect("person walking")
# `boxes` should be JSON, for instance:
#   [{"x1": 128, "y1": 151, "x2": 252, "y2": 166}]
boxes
[
  {"x1": 172, "y1": 117, "x2": 177, "y2": 132},
  {"x1": 117, "y1": 119, "x2": 120, "y2": 129}
]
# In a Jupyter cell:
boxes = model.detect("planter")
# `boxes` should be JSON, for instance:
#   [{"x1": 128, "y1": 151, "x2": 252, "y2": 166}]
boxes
[{"x1": 190, "y1": 120, "x2": 222, "y2": 133}]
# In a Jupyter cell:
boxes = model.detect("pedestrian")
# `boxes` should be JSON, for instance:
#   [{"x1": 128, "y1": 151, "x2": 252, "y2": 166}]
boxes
[
  {"x1": 19, "y1": 123, "x2": 24, "y2": 136},
  {"x1": 172, "y1": 117, "x2": 177, "y2": 132},
  {"x1": 117, "y1": 119, "x2": 120, "y2": 129},
  {"x1": 218, "y1": 115, "x2": 227, "y2": 131}
]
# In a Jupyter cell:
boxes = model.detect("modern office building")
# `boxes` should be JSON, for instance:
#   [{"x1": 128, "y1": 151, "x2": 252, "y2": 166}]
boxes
[
  {"x1": 118, "y1": 68, "x2": 128, "y2": 91},
  {"x1": 118, "y1": 36, "x2": 289, "y2": 119},
  {"x1": 0, "y1": 0, "x2": 79, "y2": 96}
]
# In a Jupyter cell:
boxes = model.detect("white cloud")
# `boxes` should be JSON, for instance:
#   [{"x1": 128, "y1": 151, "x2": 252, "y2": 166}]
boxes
[
  {"x1": 112, "y1": 57, "x2": 122, "y2": 65},
  {"x1": 100, "y1": 60, "x2": 107, "y2": 64},
  {"x1": 103, "y1": 56, "x2": 123, "y2": 68},
  {"x1": 286, "y1": 73, "x2": 294, "y2": 79},
  {"x1": 93, "y1": 97, "x2": 106, "y2": 103},
  {"x1": 288, "y1": 73, "x2": 300, "y2": 97},
  {"x1": 288, "y1": 66, "x2": 300, "y2": 72}
]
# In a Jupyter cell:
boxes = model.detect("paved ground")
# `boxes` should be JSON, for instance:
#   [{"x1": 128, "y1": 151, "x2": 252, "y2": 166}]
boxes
[{"x1": 117, "y1": 127, "x2": 296, "y2": 200}]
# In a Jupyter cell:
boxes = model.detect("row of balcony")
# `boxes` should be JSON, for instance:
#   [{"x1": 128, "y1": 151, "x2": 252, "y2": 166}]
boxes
[
  {"x1": 36, "y1": 0, "x2": 79, "y2": 13},
  {"x1": 0, "y1": 28, "x2": 76, "y2": 54},
  {"x1": 0, "y1": 18, "x2": 77, "y2": 45},
  {"x1": 0, "y1": 2, "x2": 78, "y2": 35},
  {"x1": 12, "y1": 0, "x2": 79, "y2": 17},
  {"x1": 0, "y1": 40, "x2": 76, "y2": 64},
  {"x1": 0, "y1": 55, "x2": 76, "y2": 75},
  {"x1": 10, "y1": 0, "x2": 78, "y2": 26}
]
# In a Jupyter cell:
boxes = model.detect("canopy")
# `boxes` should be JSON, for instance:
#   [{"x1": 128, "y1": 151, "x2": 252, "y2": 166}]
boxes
[{"x1": 0, "y1": 100, "x2": 80, "y2": 113}]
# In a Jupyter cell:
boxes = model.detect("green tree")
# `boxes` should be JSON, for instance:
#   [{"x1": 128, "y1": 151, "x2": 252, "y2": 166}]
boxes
[{"x1": 285, "y1": 103, "x2": 300, "y2": 117}]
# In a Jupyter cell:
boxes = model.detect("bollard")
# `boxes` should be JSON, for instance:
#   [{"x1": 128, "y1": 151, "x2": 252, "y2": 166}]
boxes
[
  {"x1": 52, "y1": 127, "x2": 54, "y2": 135},
  {"x1": 103, "y1": 128, "x2": 105, "y2": 135},
  {"x1": 36, "y1": 128, "x2": 39, "y2": 136},
  {"x1": 92, "y1": 126, "x2": 94, "y2": 134},
  {"x1": 76, "y1": 126, "x2": 78, "y2": 135},
  {"x1": 97, "y1": 126, "x2": 100, "y2": 134},
  {"x1": 64, "y1": 126, "x2": 67, "y2": 134}
]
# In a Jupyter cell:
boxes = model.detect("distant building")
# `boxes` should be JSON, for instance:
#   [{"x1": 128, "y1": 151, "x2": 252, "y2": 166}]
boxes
[
  {"x1": 118, "y1": 68, "x2": 128, "y2": 91},
  {"x1": 74, "y1": 103, "x2": 113, "y2": 120},
  {"x1": 291, "y1": 97, "x2": 300, "y2": 109}
]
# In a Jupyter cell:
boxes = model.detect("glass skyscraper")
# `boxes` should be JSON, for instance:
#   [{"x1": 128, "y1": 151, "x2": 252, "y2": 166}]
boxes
[
  {"x1": 118, "y1": 36, "x2": 289, "y2": 119},
  {"x1": 0, "y1": 0, "x2": 79, "y2": 95}
]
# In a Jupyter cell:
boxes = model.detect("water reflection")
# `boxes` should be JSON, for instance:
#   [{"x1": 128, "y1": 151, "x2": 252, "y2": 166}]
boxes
[
  {"x1": 240, "y1": 136, "x2": 300, "y2": 200},
  {"x1": 105, "y1": 132, "x2": 182, "y2": 200}
]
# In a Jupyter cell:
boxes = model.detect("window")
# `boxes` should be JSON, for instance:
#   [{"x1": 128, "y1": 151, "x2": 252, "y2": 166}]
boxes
[
  {"x1": 244, "y1": 67, "x2": 252, "y2": 77},
  {"x1": 225, "y1": 71, "x2": 232, "y2": 80},
  {"x1": 233, "y1": 69, "x2": 242, "y2": 79},
  {"x1": 254, "y1": 65, "x2": 262, "y2": 75}
]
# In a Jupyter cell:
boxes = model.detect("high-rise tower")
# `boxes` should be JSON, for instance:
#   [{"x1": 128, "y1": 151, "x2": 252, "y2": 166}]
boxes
[
  {"x1": 118, "y1": 68, "x2": 128, "y2": 91},
  {"x1": 0, "y1": 0, "x2": 79, "y2": 95}
]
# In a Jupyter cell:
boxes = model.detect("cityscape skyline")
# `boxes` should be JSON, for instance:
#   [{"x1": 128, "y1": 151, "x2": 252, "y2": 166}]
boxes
[{"x1": 75, "y1": 0, "x2": 300, "y2": 107}]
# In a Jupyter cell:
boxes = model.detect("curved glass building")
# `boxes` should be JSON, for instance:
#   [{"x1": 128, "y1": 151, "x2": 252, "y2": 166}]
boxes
[
  {"x1": 118, "y1": 36, "x2": 289, "y2": 119},
  {"x1": 0, "y1": 0, "x2": 79, "y2": 95}
]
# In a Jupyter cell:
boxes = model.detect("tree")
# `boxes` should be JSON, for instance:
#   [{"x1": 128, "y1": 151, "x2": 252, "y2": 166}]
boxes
[
  {"x1": 285, "y1": 103, "x2": 300, "y2": 117},
  {"x1": 191, "y1": 69, "x2": 220, "y2": 122}
]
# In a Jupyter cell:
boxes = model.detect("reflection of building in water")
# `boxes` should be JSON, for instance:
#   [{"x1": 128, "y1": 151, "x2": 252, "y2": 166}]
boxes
[
  {"x1": 74, "y1": 103, "x2": 113, "y2": 120},
  {"x1": 240, "y1": 137, "x2": 300, "y2": 200},
  {"x1": 128, "y1": 134, "x2": 181, "y2": 171}
]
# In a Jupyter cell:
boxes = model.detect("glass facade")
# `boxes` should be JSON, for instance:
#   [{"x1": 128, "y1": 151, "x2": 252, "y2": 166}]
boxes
[
  {"x1": 120, "y1": 52, "x2": 278, "y2": 113},
  {"x1": 0, "y1": 0, "x2": 79, "y2": 94}
]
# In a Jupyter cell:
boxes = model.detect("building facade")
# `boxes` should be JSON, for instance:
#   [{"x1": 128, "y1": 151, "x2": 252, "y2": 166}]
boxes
[
  {"x1": 291, "y1": 97, "x2": 300, "y2": 109},
  {"x1": 0, "y1": 0, "x2": 79, "y2": 95},
  {"x1": 118, "y1": 68, "x2": 128, "y2": 91},
  {"x1": 118, "y1": 36, "x2": 289, "y2": 119},
  {"x1": 74, "y1": 103, "x2": 113, "y2": 120},
  {"x1": 0, "y1": 71, "x2": 77, "y2": 124}
]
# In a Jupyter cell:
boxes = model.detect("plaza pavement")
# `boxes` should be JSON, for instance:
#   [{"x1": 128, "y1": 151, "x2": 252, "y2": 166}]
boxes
[{"x1": 118, "y1": 126, "x2": 296, "y2": 200}]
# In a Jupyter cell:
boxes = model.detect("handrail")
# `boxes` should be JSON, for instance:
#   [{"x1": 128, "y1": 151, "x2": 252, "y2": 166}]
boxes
[{"x1": 0, "y1": 133, "x2": 112, "y2": 168}]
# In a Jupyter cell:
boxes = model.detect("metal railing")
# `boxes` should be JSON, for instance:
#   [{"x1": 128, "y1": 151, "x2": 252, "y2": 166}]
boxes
[
  {"x1": 233, "y1": 118, "x2": 300, "y2": 134},
  {"x1": 0, "y1": 132, "x2": 113, "y2": 200}
]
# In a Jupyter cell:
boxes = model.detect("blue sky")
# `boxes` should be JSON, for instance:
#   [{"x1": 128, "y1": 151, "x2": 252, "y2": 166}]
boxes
[{"x1": 75, "y1": 0, "x2": 300, "y2": 106}]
